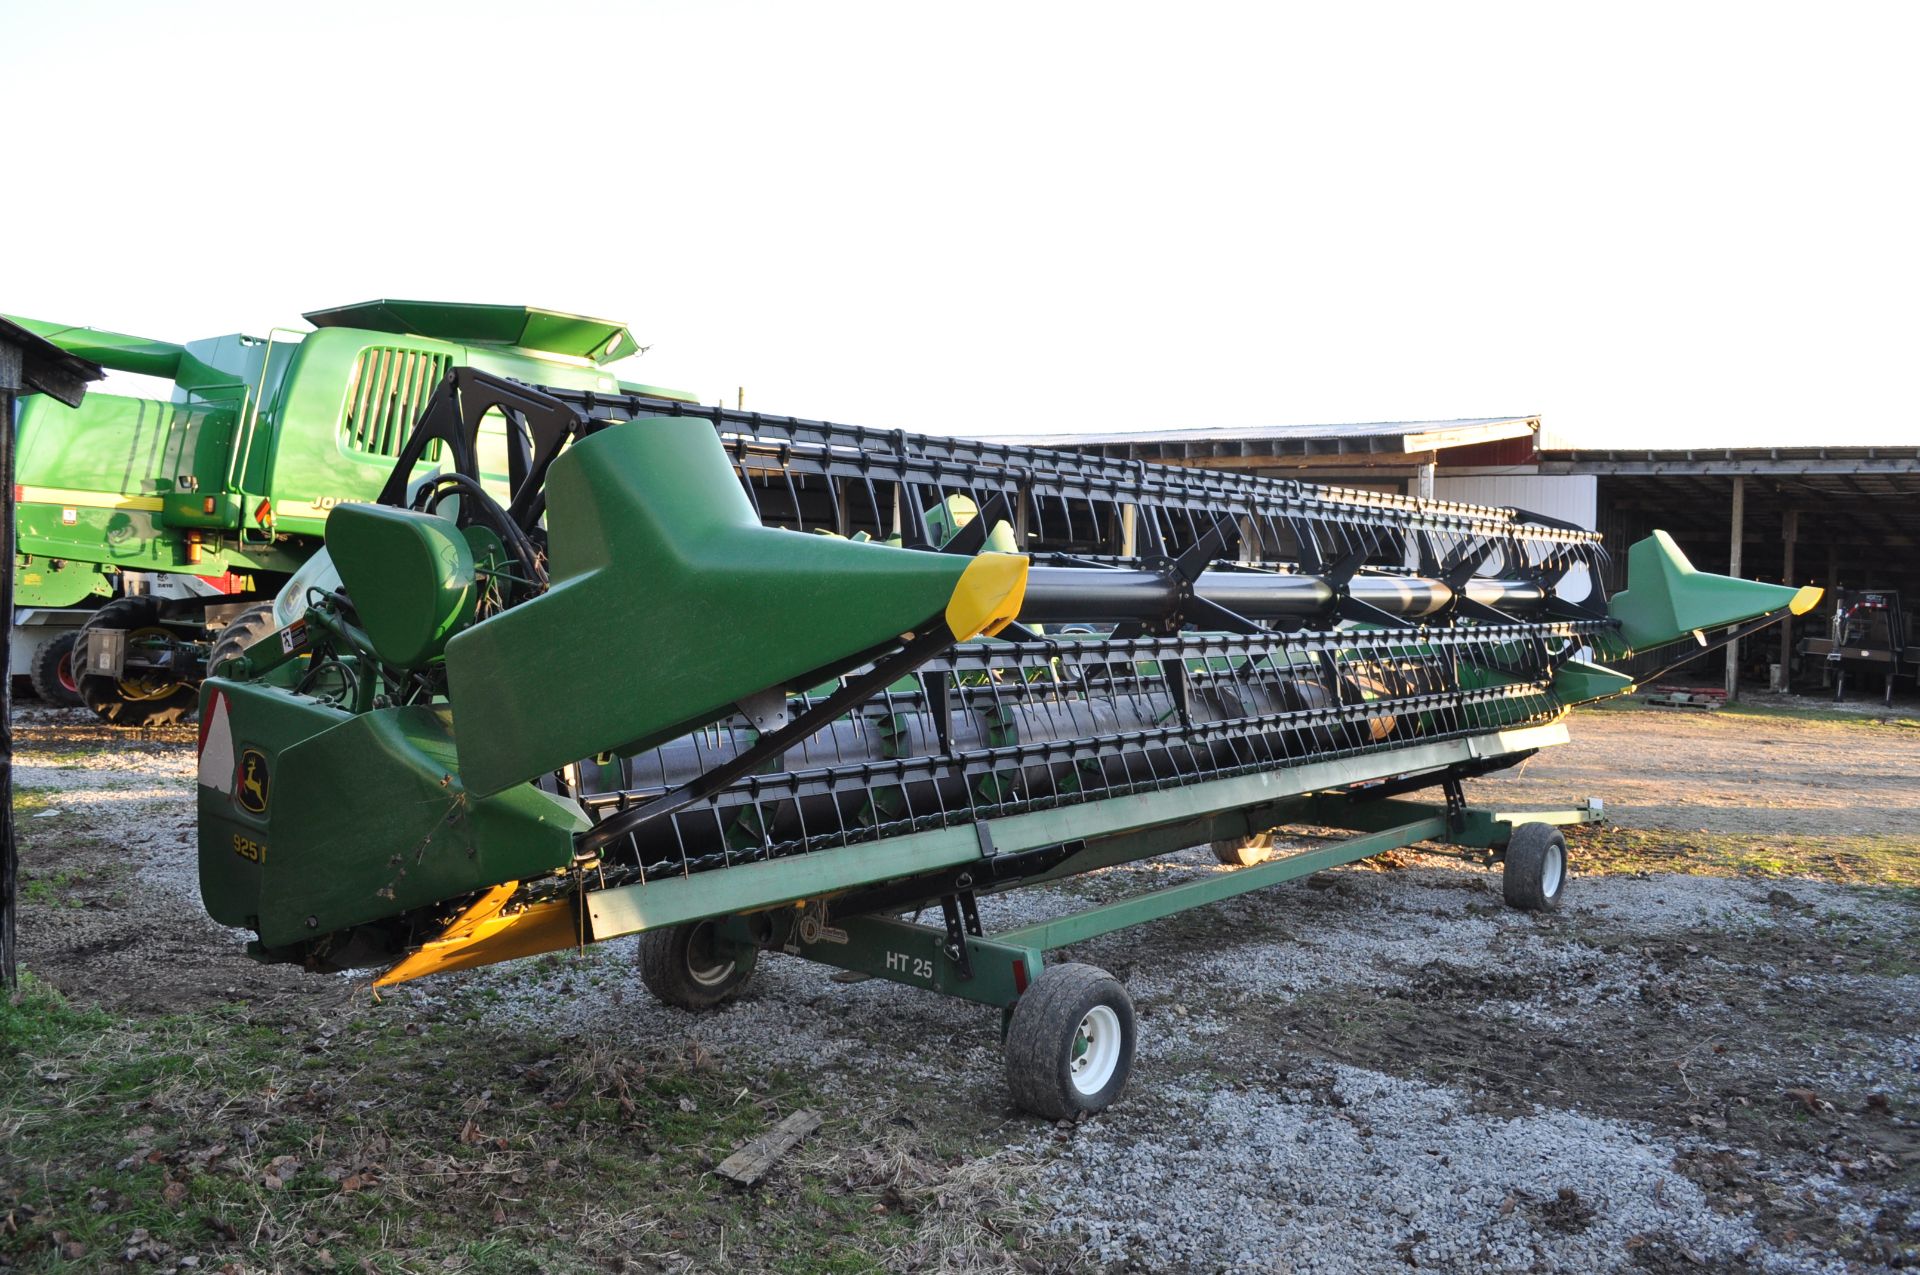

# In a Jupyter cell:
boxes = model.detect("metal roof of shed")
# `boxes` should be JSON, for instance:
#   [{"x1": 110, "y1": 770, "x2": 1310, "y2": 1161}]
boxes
[
  {"x1": 983, "y1": 416, "x2": 1538, "y2": 463},
  {"x1": 1538, "y1": 445, "x2": 1920, "y2": 477},
  {"x1": 1541, "y1": 445, "x2": 1920, "y2": 552},
  {"x1": 0, "y1": 315, "x2": 104, "y2": 406}
]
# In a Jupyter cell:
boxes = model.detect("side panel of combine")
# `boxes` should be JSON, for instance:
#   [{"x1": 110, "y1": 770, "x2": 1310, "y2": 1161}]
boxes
[
  {"x1": 260, "y1": 330, "x2": 630, "y2": 539},
  {"x1": 14, "y1": 393, "x2": 273, "y2": 575},
  {"x1": 260, "y1": 330, "x2": 465, "y2": 536}
]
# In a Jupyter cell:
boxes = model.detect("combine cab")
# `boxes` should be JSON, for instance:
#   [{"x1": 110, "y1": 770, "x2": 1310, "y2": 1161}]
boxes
[
  {"x1": 196, "y1": 371, "x2": 1818, "y2": 1117},
  {"x1": 7, "y1": 302, "x2": 690, "y2": 723}
]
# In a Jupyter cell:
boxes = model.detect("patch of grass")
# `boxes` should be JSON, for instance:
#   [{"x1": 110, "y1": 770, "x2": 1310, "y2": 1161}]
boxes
[
  {"x1": 1570, "y1": 824, "x2": 1920, "y2": 890},
  {"x1": 10, "y1": 788, "x2": 58, "y2": 815},
  {"x1": 1720, "y1": 701, "x2": 1920, "y2": 730},
  {"x1": 1581, "y1": 697, "x2": 1920, "y2": 730},
  {"x1": 27, "y1": 748, "x2": 115, "y2": 767},
  {"x1": 0, "y1": 975, "x2": 1059, "y2": 1273},
  {"x1": 16, "y1": 871, "x2": 90, "y2": 909}
]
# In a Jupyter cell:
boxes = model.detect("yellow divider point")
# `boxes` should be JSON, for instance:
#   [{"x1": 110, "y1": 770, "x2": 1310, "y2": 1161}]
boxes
[
  {"x1": 945, "y1": 553, "x2": 1030, "y2": 640},
  {"x1": 374, "y1": 884, "x2": 580, "y2": 986}
]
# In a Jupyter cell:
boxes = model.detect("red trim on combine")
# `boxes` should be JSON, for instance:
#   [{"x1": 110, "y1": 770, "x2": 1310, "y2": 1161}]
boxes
[{"x1": 197, "y1": 571, "x2": 248, "y2": 595}]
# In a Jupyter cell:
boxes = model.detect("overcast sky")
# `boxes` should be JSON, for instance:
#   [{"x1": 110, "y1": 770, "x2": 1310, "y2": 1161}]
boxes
[{"x1": 5, "y1": 1, "x2": 1914, "y2": 447}]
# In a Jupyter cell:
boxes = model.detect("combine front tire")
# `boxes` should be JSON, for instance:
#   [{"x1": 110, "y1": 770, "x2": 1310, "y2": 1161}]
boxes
[
  {"x1": 637, "y1": 921, "x2": 757, "y2": 1010},
  {"x1": 29, "y1": 632, "x2": 83, "y2": 707},
  {"x1": 77, "y1": 597, "x2": 198, "y2": 727},
  {"x1": 1502, "y1": 822, "x2": 1568, "y2": 912},
  {"x1": 207, "y1": 603, "x2": 279, "y2": 677},
  {"x1": 1005, "y1": 962, "x2": 1136, "y2": 1120}
]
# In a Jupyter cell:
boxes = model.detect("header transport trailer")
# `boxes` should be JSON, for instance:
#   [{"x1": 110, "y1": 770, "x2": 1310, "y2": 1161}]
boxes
[
  {"x1": 5, "y1": 302, "x2": 691, "y2": 723},
  {"x1": 196, "y1": 369, "x2": 1817, "y2": 1119}
]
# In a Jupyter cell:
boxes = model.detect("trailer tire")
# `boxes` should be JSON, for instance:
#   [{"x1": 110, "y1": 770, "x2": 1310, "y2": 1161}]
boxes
[
  {"x1": 1005, "y1": 963, "x2": 1136, "y2": 1120},
  {"x1": 1502, "y1": 822, "x2": 1568, "y2": 912},
  {"x1": 29, "y1": 632, "x2": 84, "y2": 707},
  {"x1": 207, "y1": 603, "x2": 279, "y2": 679},
  {"x1": 637, "y1": 921, "x2": 757, "y2": 1010},
  {"x1": 77, "y1": 597, "x2": 198, "y2": 727},
  {"x1": 1212, "y1": 832, "x2": 1277, "y2": 867}
]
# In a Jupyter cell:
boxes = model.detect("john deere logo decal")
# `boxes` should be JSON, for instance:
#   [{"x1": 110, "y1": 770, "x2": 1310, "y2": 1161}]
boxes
[{"x1": 237, "y1": 750, "x2": 271, "y2": 814}]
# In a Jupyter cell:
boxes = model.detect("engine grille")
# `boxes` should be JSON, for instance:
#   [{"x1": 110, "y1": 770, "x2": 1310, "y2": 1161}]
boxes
[{"x1": 342, "y1": 347, "x2": 451, "y2": 458}]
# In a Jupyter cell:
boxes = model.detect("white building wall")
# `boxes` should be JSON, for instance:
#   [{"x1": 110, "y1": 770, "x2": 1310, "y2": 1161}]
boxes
[
  {"x1": 1431, "y1": 474, "x2": 1597, "y2": 530},
  {"x1": 1430, "y1": 473, "x2": 1603, "y2": 602}
]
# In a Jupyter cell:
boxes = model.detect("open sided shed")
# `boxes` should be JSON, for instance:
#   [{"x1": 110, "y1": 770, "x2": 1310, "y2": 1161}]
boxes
[
  {"x1": 1538, "y1": 445, "x2": 1920, "y2": 698},
  {"x1": 987, "y1": 417, "x2": 1542, "y2": 497}
]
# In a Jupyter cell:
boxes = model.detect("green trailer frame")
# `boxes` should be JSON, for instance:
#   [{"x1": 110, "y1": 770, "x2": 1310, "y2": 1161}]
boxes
[
  {"x1": 714, "y1": 794, "x2": 1600, "y2": 1013},
  {"x1": 613, "y1": 725, "x2": 1605, "y2": 1118}
]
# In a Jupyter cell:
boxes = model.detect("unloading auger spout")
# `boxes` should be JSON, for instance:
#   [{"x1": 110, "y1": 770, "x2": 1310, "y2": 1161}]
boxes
[{"x1": 194, "y1": 371, "x2": 1817, "y2": 1021}]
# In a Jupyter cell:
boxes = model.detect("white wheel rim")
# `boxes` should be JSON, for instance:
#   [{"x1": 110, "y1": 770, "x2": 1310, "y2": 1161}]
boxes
[
  {"x1": 1069, "y1": 1004, "x2": 1123, "y2": 1096},
  {"x1": 685, "y1": 923, "x2": 737, "y2": 987},
  {"x1": 1541, "y1": 845, "x2": 1565, "y2": 898}
]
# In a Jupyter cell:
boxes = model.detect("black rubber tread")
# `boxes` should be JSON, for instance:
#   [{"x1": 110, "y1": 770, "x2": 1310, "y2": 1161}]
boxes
[
  {"x1": 1004, "y1": 962, "x2": 1136, "y2": 1120},
  {"x1": 77, "y1": 596, "x2": 198, "y2": 727},
  {"x1": 206, "y1": 602, "x2": 279, "y2": 678},
  {"x1": 29, "y1": 631, "x2": 84, "y2": 707},
  {"x1": 1502, "y1": 822, "x2": 1568, "y2": 912},
  {"x1": 636, "y1": 922, "x2": 757, "y2": 1010},
  {"x1": 1211, "y1": 832, "x2": 1277, "y2": 867}
]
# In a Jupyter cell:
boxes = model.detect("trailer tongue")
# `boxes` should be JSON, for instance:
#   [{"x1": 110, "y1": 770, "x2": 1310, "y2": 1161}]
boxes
[{"x1": 196, "y1": 370, "x2": 1816, "y2": 1117}]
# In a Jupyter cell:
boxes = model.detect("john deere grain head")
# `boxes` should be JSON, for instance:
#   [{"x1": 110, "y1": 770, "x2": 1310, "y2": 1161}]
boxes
[{"x1": 193, "y1": 368, "x2": 1814, "y2": 1116}]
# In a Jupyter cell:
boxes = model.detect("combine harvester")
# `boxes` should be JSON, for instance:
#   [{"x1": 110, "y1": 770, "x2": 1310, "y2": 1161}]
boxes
[
  {"x1": 197, "y1": 370, "x2": 1817, "y2": 1118},
  {"x1": 6, "y1": 302, "x2": 688, "y2": 723}
]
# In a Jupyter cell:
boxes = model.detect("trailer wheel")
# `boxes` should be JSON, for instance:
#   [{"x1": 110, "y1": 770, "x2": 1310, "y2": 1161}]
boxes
[
  {"x1": 207, "y1": 603, "x2": 279, "y2": 679},
  {"x1": 77, "y1": 597, "x2": 199, "y2": 727},
  {"x1": 29, "y1": 632, "x2": 83, "y2": 707},
  {"x1": 637, "y1": 921, "x2": 757, "y2": 1010},
  {"x1": 1212, "y1": 832, "x2": 1276, "y2": 867},
  {"x1": 1502, "y1": 822, "x2": 1568, "y2": 912},
  {"x1": 1005, "y1": 963, "x2": 1136, "y2": 1120}
]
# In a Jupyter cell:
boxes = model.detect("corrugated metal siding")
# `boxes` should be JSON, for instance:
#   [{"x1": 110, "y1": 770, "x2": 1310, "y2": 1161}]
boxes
[
  {"x1": 1433, "y1": 474, "x2": 1602, "y2": 603},
  {"x1": 1430, "y1": 474, "x2": 1598, "y2": 529}
]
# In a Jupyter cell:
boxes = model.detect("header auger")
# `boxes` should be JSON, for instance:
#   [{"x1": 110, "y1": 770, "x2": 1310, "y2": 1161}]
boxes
[{"x1": 196, "y1": 370, "x2": 1817, "y2": 1118}]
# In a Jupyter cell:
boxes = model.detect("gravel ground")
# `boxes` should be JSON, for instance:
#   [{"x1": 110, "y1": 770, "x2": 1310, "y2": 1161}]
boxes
[{"x1": 13, "y1": 703, "x2": 1920, "y2": 1271}]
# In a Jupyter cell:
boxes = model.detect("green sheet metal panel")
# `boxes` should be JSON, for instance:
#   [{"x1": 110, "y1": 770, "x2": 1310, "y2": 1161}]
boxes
[
  {"x1": 199, "y1": 675, "x2": 590, "y2": 945},
  {"x1": 13, "y1": 561, "x2": 112, "y2": 608},
  {"x1": 303, "y1": 300, "x2": 639, "y2": 365},
  {"x1": 443, "y1": 417, "x2": 1020, "y2": 796},
  {"x1": 1608, "y1": 531, "x2": 1817, "y2": 653},
  {"x1": 326, "y1": 505, "x2": 477, "y2": 668}
]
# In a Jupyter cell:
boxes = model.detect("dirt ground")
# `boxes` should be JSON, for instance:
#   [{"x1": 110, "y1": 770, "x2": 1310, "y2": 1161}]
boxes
[
  {"x1": 6, "y1": 701, "x2": 1919, "y2": 1272},
  {"x1": 1480, "y1": 699, "x2": 1920, "y2": 838}
]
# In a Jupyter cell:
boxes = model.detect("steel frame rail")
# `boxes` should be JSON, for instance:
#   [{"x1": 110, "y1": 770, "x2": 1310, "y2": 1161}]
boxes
[
  {"x1": 698, "y1": 793, "x2": 1606, "y2": 1018},
  {"x1": 580, "y1": 722, "x2": 1573, "y2": 939}
]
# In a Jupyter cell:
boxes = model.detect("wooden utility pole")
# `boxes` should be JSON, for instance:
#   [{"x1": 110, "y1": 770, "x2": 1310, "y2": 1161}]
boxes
[
  {"x1": 1724, "y1": 476, "x2": 1745, "y2": 702},
  {"x1": 1777, "y1": 510, "x2": 1799, "y2": 691},
  {"x1": 0, "y1": 321, "x2": 101, "y2": 990}
]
